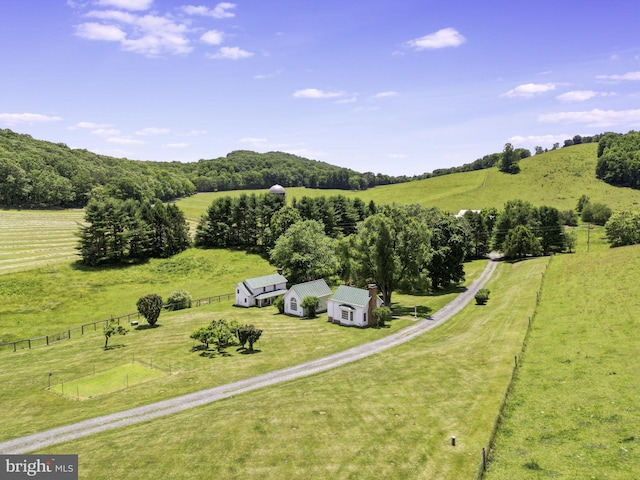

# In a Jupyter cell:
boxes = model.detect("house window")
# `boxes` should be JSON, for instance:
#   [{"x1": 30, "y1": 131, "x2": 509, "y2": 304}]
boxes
[
  {"x1": 341, "y1": 309, "x2": 353, "y2": 321},
  {"x1": 290, "y1": 298, "x2": 297, "y2": 311}
]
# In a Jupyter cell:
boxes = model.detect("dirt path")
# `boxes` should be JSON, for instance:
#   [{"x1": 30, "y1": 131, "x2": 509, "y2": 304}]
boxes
[{"x1": 0, "y1": 259, "x2": 498, "y2": 454}]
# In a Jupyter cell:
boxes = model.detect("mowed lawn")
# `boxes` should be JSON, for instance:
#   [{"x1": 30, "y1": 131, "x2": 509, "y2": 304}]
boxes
[
  {"x1": 0, "y1": 256, "x2": 488, "y2": 443},
  {"x1": 485, "y1": 246, "x2": 640, "y2": 480},
  {"x1": 34, "y1": 258, "x2": 548, "y2": 480},
  {"x1": 0, "y1": 209, "x2": 83, "y2": 275}
]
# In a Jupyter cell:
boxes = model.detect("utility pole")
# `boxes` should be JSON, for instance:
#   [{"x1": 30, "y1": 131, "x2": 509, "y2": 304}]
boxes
[{"x1": 587, "y1": 222, "x2": 591, "y2": 252}]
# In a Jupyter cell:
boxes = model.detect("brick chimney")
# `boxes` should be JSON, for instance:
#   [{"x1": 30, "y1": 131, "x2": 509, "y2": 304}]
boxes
[{"x1": 367, "y1": 284, "x2": 378, "y2": 327}]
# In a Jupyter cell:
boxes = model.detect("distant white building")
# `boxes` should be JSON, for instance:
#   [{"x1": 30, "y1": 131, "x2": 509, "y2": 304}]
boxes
[
  {"x1": 327, "y1": 284, "x2": 383, "y2": 328},
  {"x1": 235, "y1": 272, "x2": 288, "y2": 308},
  {"x1": 455, "y1": 209, "x2": 481, "y2": 218},
  {"x1": 283, "y1": 279, "x2": 332, "y2": 317}
]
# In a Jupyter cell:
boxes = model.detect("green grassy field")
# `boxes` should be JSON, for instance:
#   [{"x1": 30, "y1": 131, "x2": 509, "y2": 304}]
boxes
[
  {"x1": 0, "y1": 209, "x2": 83, "y2": 275},
  {"x1": 176, "y1": 144, "x2": 640, "y2": 223},
  {"x1": 0, "y1": 259, "x2": 487, "y2": 445},
  {"x1": 50, "y1": 363, "x2": 165, "y2": 400},
  {"x1": 485, "y1": 246, "x2": 640, "y2": 480},
  {"x1": 35, "y1": 257, "x2": 547, "y2": 479},
  {"x1": 0, "y1": 248, "x2": 278, "y2": 344}
]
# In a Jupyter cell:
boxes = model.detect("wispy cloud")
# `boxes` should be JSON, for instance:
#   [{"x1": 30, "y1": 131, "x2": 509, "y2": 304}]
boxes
[
  {"x1": 405, "y1": 28, "x2": 465, "y2": 50},
  {"x1": 135, "y1": 127, "x2": 170, "y2": 136},
  {"x1": 372, "y1": 91, "x2": 398, "y2": 98},
  {"x1": 70, "y1": 121, "x2": 112, "y2": 129},
  {"x1": 0, "y1": 113, "x2": 62, "y2": 125},
  {"x1": 508, "y1": 134, "x2": 568, "y2": 146},
  {"x1": 200, "y1": 30, "x2": 224, "y2": 45},
  {"x1": 596, "y1": 71, "x2": 640, "y2": 81},
  {"x1": 208, "y1": 46, "x2": 254, "y2": 59},
  {"x1": 181, "y1": 3, "x2": 236, "y2": 19},
  {"x1": 73, "y1": 2, "x2": 241, "y2": 57},
  {"x1": 293, "y1": 88, "x2": 346, "y2": 99},
  {"x1": 96, "y1": 0, "x2": 153, "y2": 11},
  {"x1": 501, "y1": 83, "x2": 558, "y2": 98},
  {"x1": 91, "y1": 128, "x2": 121, "y2": 136},
  {"x1": 556, "y1": 90, "x2": 614, "y2": 102},
  {"x1": 107, "y1": 136, "x2": 145, "y2": 145},
  {"x1": 165, "y1": 142, "x2": 189, "y2": 148},
  {"x1": 539, "y1": 108, "x2": 640, "y2": 127}
]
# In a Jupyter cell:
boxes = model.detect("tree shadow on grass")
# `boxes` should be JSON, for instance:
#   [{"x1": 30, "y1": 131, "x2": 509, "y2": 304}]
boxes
[
  {"x1": 390, "y1": 304, "x2": 434, "y2": 318},
  {"x1": 134, "y1": 324, "x2": 161, "y2": 331},
  {"x1": 190, "y1": 345, "x2": 233, "y2": 358},
  {"x1": 103, "y1": 343, "x2": 126, "y2": 351},
  {"x1": 237, "y1": 347, "x2": 261, "y2": 355},
  {"x1": 70, "y1": 258, "x2": 150, "y2": 272}
]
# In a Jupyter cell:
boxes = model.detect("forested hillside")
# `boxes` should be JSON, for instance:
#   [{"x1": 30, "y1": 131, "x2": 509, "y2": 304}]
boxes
[{"x1": 0, "y1": 129, "x2": 406, "y2": 209}]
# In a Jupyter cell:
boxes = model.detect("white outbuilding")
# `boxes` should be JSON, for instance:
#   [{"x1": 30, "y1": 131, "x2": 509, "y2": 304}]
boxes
[
  {"x1": 235, "y1": 272, "x2": 288, "y2": 308},
  {"x1": 283, "y1": 279, "x2": 332, "y2": 317},
  {"x1": 327, "y1": 284, "x2": 383, "y2": 328}
]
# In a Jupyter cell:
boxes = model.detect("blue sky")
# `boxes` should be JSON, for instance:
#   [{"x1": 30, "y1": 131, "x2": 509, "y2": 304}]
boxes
[{"x1": 1, "y1": 0, "x2": 640, "y2": 176}]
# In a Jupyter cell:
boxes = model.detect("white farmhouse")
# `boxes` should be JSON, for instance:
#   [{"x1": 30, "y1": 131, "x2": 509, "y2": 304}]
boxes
[
  {"x1": 235, "y1": 272, "x2": 288, "y2": 308},
  {"x1": 283, "y1": 279, "x2": 332, "y2": 317},
  {"x1": 327, "y1": 284, "x2": 383, "y2": 328}
]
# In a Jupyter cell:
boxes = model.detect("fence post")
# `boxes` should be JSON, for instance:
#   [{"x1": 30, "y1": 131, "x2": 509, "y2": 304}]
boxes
[
  {"x1": 68, "y1": 329, "x2": 71, "y2": 339},
  {"x1": 46, "y1": 335, "x2": 49, "y2": 346},
  {"x1": 482, "y1": 447, "x2": 486, "y2": 471},
  {"x1": 28, "y1": 339, "x2": 31, "y2": 349},
  {"x1": 82, "y1": 325, "x2": 84, "y2": 335}
]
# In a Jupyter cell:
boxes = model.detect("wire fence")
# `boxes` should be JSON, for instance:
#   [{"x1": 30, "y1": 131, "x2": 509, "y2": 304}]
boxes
[
  {"x1": 474, "y1": 256, "x2": 550, "y2": 479},
  {"x1": 0, "y1": 293, "x2": 233, "y2": 353}
]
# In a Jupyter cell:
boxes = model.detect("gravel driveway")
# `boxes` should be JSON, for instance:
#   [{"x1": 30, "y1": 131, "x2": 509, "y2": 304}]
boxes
[{"x1": 0, "y1": 258, "x2": 497, "y2": 454}]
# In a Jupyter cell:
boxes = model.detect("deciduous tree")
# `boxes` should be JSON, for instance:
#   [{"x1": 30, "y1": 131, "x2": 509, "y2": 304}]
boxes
[{"x1": 136, "y1": 294, "x2": 164, "y2": 327}]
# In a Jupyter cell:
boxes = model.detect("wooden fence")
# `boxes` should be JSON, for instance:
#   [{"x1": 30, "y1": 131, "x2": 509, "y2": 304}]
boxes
[{"x1": 0, "y1": 293, "x2": 233, "y2": 353}]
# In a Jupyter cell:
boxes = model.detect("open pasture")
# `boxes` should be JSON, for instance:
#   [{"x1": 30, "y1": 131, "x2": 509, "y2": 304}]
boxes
[
  {"x1": 177, "y1": 144, "x2": 640, "y2": 223},
  {"x1": 0, "y1": 209, "x2": 83, "y2": 275},
  {"x1": 485, "y1": 246, "x2": 640, "y2": 480},
  {"x1": 0, "y1": 258, "x2": 487, "y2": 443},
  {"x1": 33, "y1": 257, "x2": 548, "y2": 479}
]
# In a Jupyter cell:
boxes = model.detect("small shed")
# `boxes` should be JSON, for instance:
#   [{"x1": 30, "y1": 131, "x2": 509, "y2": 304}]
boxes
[
  {"x1": 235, "y1": 273, "x2": 288, "y2": 308},
  {"x1": 327, "y1": 284, "x2": 383, "y2": 328},
  {"x1": 283, "y1": 279, "x2": 332, "y2": 317}
]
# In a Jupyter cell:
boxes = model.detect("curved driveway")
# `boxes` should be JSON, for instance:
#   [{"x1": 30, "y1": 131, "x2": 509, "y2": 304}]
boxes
[{"x1": 0, "y1": 258, "x2": 497, "y2": 454}]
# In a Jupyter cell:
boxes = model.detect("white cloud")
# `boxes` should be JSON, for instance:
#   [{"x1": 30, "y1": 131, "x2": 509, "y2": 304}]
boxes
[
  {"x1": 91, "y1": 128, "x2": 121, "y2": 136},
  {"x1": 293, "y1": 88, "x2": 346, "y2": 99},
  {"x1": 95, "y1": 0, "x2": 153, "y2": 11},
  {"x1": 372, "y1": 91, "x2": 398, "y2": 98},
  {"x1": 507, "y1": 134, "x2": 568, "y2": 146},
  {"x1": 183, "y1": 130, "x2": 207, "y2": 136},
  {"x1": 165, "y1": 142, "x2": 189, "y2": 148},
  {"x1": 75, "y1": 22, "x2": 126, "y2": 41},
  {"x1": 85, "y1": 9, "x2": 136, "y2": 23},
  {"x1": 107, "y1": 136, "x2": 145, "y2": 144},
  {"x1": 0, "y1": 113, "x2": 63, "y2": 125},
  {"x1": 200, "y1": 30, "x2": 224, "y2": 45},
  {"x1": 538, "y1": 108, "x2": 640, "y2": 127},
  {"x1": 501, "y1": 83, "x2": 557, "y2": 98},
  {"x1": 209, "y1": 46, "x2": 254, "y2": 59},
  {"x1": 240, "y1": 137, "x2": 268, "y2": 144},
  {"x1": 405, "y1": 28, "x2": 465, "y2": 50},
  {"x1": 181, "y1": 3, "x2": 236, "y2": 18},
  {"x1": 556, "y1": 90, "x2": 614, "y2": 102},
  {"x1": 388, "y1": 153, "x2": 406, "y2": 159},
  {"x1": 135, "y1": 127, "x2": 170, "y2": 136},
  {"x1": 70, "y1": 121, "x2": 112, "y2": 129},
  {"x1": 596, "y1": 71, "x2": 640, "y2": 81}
]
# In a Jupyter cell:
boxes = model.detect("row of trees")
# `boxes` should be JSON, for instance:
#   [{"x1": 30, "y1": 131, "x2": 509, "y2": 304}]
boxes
[
  {"x1": 191, "y1": 319, "x2": 262, "y2": 353},
  {"x1": 78, "y1": 197, "x2": 190, "y2": 265},
  {"x1": 195, "y1": 193, "x2": 376, "y2": 253},
  {"x1": 268, "y1": 203, "x2": 469, "y2": 305}
]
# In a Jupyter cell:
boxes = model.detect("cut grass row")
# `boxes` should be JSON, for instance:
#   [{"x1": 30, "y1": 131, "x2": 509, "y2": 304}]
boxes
[
  {"x1": 33, "y1": 257, "x2": 548, "y2": 479},
  {"x1": 485, "y1": 246, "x2": 640, "y2": 480}
]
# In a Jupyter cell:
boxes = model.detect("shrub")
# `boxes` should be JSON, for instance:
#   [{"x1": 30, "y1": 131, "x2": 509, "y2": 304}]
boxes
[
  {"x1": 475, "y1": 289, "x2": 490, "y2": 305},
  {"x1": 301, "y1": 296, "x2": 320, "y2": 318},
  {"x1": 167, "y1": 290, "x2": 193, "y2": 310},
  {"x1": 372, "y1": 306, "x2": 392, "y2": 327},
  {"x1": 274, "y1": 296, "x2": 285, "y2": 314},
  {"x1": 136, "y1": 294, "x2": 164, "y2": 326}
]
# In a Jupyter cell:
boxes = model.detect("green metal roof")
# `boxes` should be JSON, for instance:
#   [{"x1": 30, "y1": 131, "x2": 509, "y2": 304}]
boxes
[
  {"x1": 330, "y1": 285, "x2": 370, "y2": 308},
  {"x1": 289, "y1": 279, "x2": 332, "y2": 300},
  {"x1": 254, "y1": 290, "x2": 287, "y2": 300},
  {"x1": 245, "y1": 273, "x2": 287, "y2": 290}
]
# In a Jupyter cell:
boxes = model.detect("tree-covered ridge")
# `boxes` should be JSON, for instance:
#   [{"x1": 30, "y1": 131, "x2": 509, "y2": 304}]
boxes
[
  {"x1": 595, "y1": 131, "x2": 640, "y2": 189},
  {"x1": 0, "y1": 129, "x2": 407, "y2": 209},
  {"x1": 187, "y1": 150, "x2": 407, "y2": 192}
]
